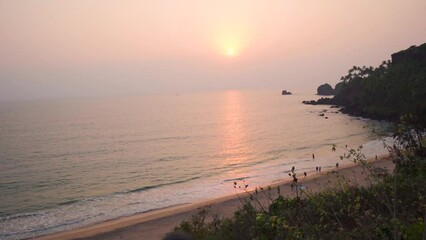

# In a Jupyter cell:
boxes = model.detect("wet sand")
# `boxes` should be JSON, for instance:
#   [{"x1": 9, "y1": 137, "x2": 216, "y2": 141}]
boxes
[{"x1": 34, "y1": 155, "x2": 394, "y2": 240}]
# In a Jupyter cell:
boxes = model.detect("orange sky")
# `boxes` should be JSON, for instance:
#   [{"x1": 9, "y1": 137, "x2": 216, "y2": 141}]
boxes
[{"x1": 1, "y1": 0, "x2": 426, "y2": 101}]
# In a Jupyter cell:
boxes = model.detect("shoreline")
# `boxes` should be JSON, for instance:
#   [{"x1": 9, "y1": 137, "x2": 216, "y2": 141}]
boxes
[{"x1": 33, "y1": 154, "x2": 393, "y2": 240}]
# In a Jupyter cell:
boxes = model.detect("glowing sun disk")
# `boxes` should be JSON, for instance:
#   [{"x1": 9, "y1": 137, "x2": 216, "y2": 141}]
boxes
[{"x1": 226, "y1": 47, "x2": 236, "y2": 57}]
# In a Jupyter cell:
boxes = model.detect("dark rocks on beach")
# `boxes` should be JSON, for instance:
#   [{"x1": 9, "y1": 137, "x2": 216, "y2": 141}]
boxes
[
  {"x1": 302, "y1": 97, "x2": 335, "y2": 105},
  {"x1": 317, "y1": 97, "x2": 334, "y2": 104},
  {"x1": 282, "y1": 90, "x2": 293, "y2": 95},
  {"x1": 302, "y1": 100, "x2": 318, "y2": 105}
]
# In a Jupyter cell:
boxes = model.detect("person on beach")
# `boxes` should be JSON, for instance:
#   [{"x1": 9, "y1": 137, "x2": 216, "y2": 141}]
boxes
[
  {"x1": 336, "y1": 162, "x2": 339, "y2": 168},
  {"x1": 316, "y1": 166, "x2": 318, "y2": 172},
  {"x1": 312, "y1": 153, "x2": 315, "y2": 160}
]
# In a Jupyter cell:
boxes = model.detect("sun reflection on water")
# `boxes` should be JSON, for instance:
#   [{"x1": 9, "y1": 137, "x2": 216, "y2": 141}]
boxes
[{"x1": 219, "y1": 91, "x2": 252, "y2": 171}]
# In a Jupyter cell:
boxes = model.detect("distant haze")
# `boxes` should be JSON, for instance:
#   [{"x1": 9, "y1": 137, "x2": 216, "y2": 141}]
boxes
[{"x1": 1, "y1": 0, "x2": 425, "y2": 101}]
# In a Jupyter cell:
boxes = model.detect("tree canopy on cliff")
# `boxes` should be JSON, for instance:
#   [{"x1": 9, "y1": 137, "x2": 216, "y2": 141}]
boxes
[{"x1": 333, "y1": 43, "x2": 426, "y2": 128}]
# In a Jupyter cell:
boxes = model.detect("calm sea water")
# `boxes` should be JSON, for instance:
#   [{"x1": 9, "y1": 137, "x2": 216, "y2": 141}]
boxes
[{"x1": 0, "y1": 90, "x2": 391, "y2": 239}]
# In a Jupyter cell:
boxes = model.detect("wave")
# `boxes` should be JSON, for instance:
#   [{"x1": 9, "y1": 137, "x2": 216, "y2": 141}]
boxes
[
  {"x1": 58, "y1": 199, "x2": 80, "y2": 206},
  {"x1": 0, "y1": 212, "x2": 45, "y2": 222},
  {"x1": 43, "y1": 149, "x2": 111, "y2": 159},
  {"x1": 157, "y1": 156, "x2": 188, "y2": 162},
  {"x1": 119, "y1": 135, "x2": 192, "y2": 144},
  {"x1": 128, "y1": 176, "x2": 201, "y2": 194},
  {"x1": 223, "y1": 175, "x2": 258, "y2": 182},
  {"x1": 0, "y1": 212, "x2": 105, "y2": 239}
]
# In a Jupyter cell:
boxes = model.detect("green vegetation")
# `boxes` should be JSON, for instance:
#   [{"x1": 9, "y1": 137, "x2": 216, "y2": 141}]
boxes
[
  {"x1": 173, "y1": 136, "x2": 425, "y2": 239},
  {"x1": 173, "y1": 44, "x2": 426, "y2": 239},
  {"x1": 334, "y1": 43, "x2": 426, "y2": 129}
]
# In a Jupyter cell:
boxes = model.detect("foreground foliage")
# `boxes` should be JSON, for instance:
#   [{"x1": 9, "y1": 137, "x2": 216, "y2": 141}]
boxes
[
  {"x1": 174, "y1": 132, "x2": 426, "y2": 239},
  {"x1": 175, "y1": 161, "x2": 425, "y2": 239}
]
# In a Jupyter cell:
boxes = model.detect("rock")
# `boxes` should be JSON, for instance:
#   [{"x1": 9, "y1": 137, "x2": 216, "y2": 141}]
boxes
[
  {"x1": 334, "y1": 82, "x2": 344, "y2": 95},
  {"x1": 303, "y1": 97, "x2": 335, "y2": 105},
  {"x1": 317, "y1": 83, "x2": 335, "y2": 95},
  {"x1": 302, "y1": 100, "x2": 318, "y2": 105},
  {"x1": 282, "y1": 90, "x2": 292, "y2": 95},
  {"x1": 316, "y1": 97, "x2": 335, "y2": 104}
]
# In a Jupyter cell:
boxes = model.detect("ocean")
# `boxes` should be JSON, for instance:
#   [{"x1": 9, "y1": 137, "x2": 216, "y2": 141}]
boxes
[{"x1": 0, "y1": 89, "x2": 392, "y2": 239}]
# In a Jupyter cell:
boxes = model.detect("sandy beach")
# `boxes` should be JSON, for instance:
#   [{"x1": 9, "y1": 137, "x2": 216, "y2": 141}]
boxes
[{"x1": 33, "y1": 155, "x2": 394, "y2": 240}]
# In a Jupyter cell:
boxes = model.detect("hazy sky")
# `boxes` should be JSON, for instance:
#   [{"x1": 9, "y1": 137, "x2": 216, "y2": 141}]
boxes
[{"x1": 1, "y1": 0, "x2": 425, "y2": 101}]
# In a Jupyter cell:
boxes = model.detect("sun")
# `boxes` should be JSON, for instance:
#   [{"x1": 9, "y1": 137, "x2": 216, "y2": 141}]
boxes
[
  {"x1": 211, "y1": 22, "x2": 252, "y2": 58},
  {"x1": 226, "y1": 47, "x2": 236, "y2": 57},
  {"x1": 213, "y1": 29, "x2": 247, "y2": 58}
]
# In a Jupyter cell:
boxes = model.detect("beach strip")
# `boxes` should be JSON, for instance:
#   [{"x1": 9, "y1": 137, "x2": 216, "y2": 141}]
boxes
[{"x1": 33, "y1": 155, "x2": 394, "y2": 240}]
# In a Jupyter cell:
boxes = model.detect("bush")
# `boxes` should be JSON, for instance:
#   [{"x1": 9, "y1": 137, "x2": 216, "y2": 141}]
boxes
[{"x1": 174, "y1": 136, "x2": 426, "y2": 239}]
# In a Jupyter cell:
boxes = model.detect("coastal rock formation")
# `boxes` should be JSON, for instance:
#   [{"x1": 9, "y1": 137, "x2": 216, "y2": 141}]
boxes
[
  {"x1": 303, "y1": 98, "x2": 335, "y2": 105},
  {"x1": 302, "y1": 100, "x2": 317, "y2": 105},
  {"x1": 334, "y1": 82, "x2": 344, "y2": 95},
  {"x1": 282, "y1": 90, "x2": 292, "y2": 95},
  {"x1": 304, "y1": 43, "x2": 426, "y2": 125},
  {"x1": 317, "y1": 84, "x2": 334, "y2": 95}
]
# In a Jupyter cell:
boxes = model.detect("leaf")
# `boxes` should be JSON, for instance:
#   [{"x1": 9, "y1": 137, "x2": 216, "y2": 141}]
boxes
[{"x1": 256, "y1": 213, "x2": 265, "y2": 223}]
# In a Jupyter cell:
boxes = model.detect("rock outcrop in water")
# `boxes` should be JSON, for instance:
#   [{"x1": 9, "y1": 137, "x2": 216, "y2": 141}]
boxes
[
  {"x1": 317, "y1": 84, "x2": 334, "y2": 96},
  {"x1": 282, "y1": 90, "x2": 292, "y2": 95},
  {"x1": 315, "y1": 82, "x2": 344, "y2": 96}
]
